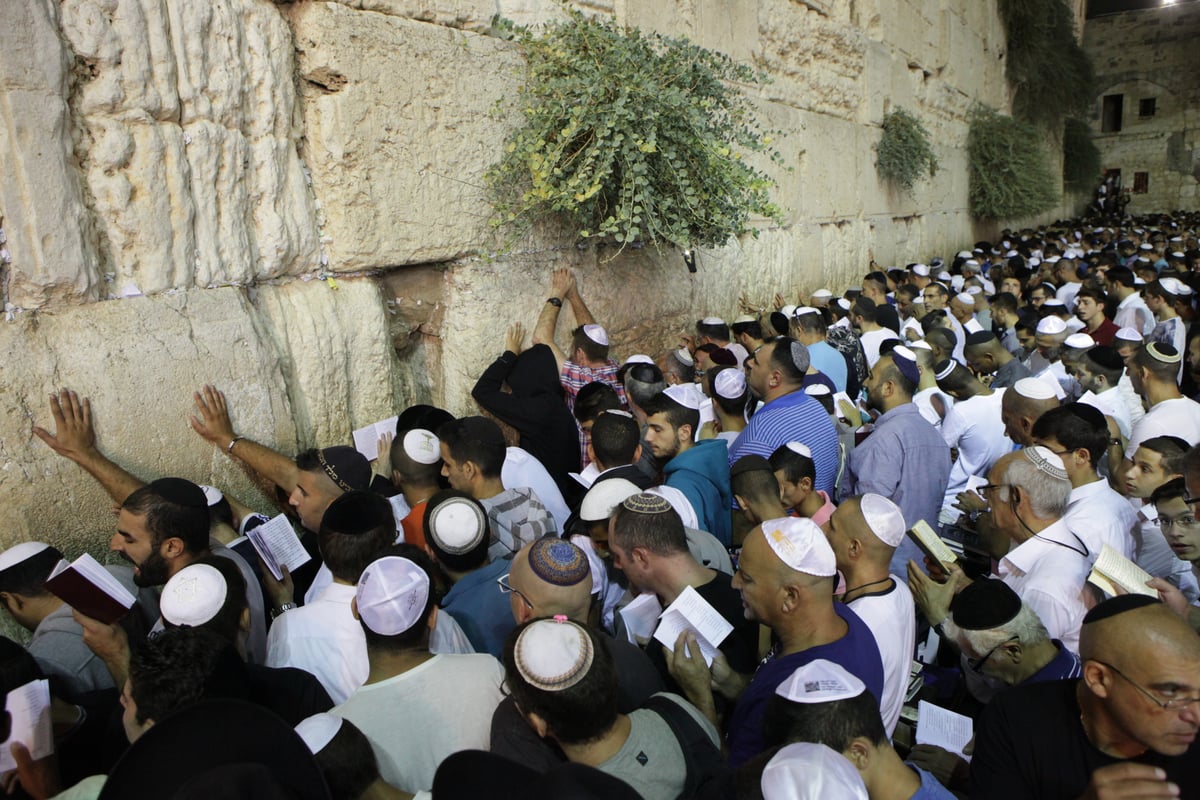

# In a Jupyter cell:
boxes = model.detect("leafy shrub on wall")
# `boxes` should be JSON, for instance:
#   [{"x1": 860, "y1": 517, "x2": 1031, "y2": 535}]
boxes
[
  {"x1": 1062, "y1": 117, "x2": 1101, "y2": 190},
  {"x1": 968, "y1": 106, "x2": 1058, "y2": 219},
  {"x1": 485, "y1": 11, "x2": 784, "y2": 252},
  {"x1": 998, "y1": 0, "x2": 1096, "y2": 129},
  {"x1": 875, "y1": 108, "x2": 938, "y2": 194}
]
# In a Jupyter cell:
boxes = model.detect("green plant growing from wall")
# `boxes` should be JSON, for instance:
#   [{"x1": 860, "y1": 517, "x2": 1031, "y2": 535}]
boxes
[
  {"x1": 1062, "y1": 117, "x2": 1101, "y2": 190},
  {"x1": 968, "y1": 106, "x2": 1058, "y2": 219},
  {"x1": 875, "y1": 108, "x2": 938, "y2": 194},
  {"x1": 485, "y1": 10, "x2": 784, "y2": 253},
  {"x1": 998, "y1": 0, "x2": 1096, "y2": 129}
]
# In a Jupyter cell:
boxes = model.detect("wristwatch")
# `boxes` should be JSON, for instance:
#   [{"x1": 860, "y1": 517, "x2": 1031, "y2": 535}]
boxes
[
  {"x1": 546, "y1": 297, "x2": 563, "y2": 307},
  {"x1": 271, "y1": 602, "x2": 297, "y2": 620}
]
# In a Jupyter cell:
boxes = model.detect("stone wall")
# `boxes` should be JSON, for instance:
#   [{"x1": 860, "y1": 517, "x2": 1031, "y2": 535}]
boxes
[
  {"x1": 0, "y1": 0, "x2": 1016, "y2": 556},
  {"x1": 1083, "y1": 3, "x2": 1200, "y2": 212}
]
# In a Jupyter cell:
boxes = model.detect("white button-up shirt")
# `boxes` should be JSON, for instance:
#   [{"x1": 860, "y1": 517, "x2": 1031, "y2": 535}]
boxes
[
  {"x1": 267, "y1": 582, "x2": 366, "y2": 705},
  {"x1": 996, "y1": 519, "x2": 1091, "y2": 653},
  {"x1": 1064, "y1": 478, "x2": 1138, "y2": 562}
]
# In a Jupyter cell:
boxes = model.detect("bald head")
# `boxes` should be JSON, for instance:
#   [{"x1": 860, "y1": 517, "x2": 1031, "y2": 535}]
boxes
[
  {"x1": 1001, "y1": 390, "x2": 1060, "y2": 446},
  {"x1": 1080, "y1": 601, "x2": 1200, "y2": 665},
  {"x1": 827, "y1": 496, "x2": 895, "y2": 565},
  {"x1": 508, "y1": 540, "x2": 592, "y2": 623}
]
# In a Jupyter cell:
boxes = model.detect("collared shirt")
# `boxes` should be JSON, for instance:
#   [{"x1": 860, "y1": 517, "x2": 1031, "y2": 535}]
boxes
[
  {"x1": 1063, "y1": 479, "x2": 1138, "y2": 561},
  {"x1": 1077, "y1": 388, "x2": 1132, "y2": 439},
  {"x1": 992, "y1": 358, "x2": 1032, "y2": 389},
  {"x1": 728, "y1": 389, "x2": 839, "y2": 495},
  {"x1": 995, "y1": 519, "x2": 1091, "y2": 653},
  {"x1": 941, "y1": 390, "x2": 1011, "y2": 512},
  {"x1": 266, "y1": 582, "x2": 366, "y2": 705},
  {"x1": 1028, "y1": 640, "x2": 1083, "y2": 683},
  {"x1": 846, "y1": 403, "x2": 952, "y2": 576}
]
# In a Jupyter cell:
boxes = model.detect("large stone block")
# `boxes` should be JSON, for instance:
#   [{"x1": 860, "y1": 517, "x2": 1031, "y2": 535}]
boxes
[
  {"x1": 0, "y1": 0, "x2": 100, "y2": 309},
  {"x1": 288, "y1": 2, "x2": 524, "y2": 270}
]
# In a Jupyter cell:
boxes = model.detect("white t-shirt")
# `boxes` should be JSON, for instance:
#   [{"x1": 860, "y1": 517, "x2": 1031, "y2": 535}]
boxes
[
  {"x1": 846, "y1": 576, "x2": 915, "y2": 737},
  {"x1": 1114, "y1": 293, "x2": 1155, "y2": 337},
  {"x1": 332, "y1": 654, "x2": 505, "y2": 792},
  {"x1": 1063, "y1": 479, "x2": 1138, "y2": 562},
  {"x1": 913, "y1": 387, "x2": 953, "y2": 430},
  {"x1": 860, "y1": 328, "x2": 900, "y2": 369},
  {"x1": 1078, "y1": 388, "x2": 1132, "y2": 440},
  {"x1": 1125, "y1": 396, "x2": 1200, "y2": 459},
  {"x1": 940, "y1": 390, "x2": 1011, "y2": 511}
]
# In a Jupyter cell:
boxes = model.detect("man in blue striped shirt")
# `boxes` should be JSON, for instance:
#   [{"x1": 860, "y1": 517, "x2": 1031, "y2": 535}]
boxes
[{"x1": 728, "y1": 337, "x2": 839, "y2": 498}]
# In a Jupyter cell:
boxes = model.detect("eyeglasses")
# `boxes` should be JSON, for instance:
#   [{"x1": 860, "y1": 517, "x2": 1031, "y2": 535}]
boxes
[
  {"x1": 1158, "y1": 512, "x2": 1200, "y2": 531},
  {"x1": 1094, "y1": 660, "x2": 1200, "y2": 710},
  {"x1": 967, "y1": 635, "x2": 1019, "y2": 674},
  {"x1": 496, "y1": 573, "x2": 534, "y2": 610},
  {"x1": 1183, "y1": 494, "x2": 1200, "y2": 509},
  {"x1": 977, "y1": 483, "x2": 1008, "y2": 496}
]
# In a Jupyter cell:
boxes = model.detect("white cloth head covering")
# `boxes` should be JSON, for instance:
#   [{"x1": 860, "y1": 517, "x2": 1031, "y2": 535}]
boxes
[
  {"x1": 1013, "y1": 377, "x2": 1057, "y2": 400},
  {"x1": 1035, "y1": 316, "x2": 1067, "y2": 335},
  {"x1": 426, "y1": 495, "x2": 488, "y2": 554},
  {"x1": 580, "y1": 478, "x2": 642, "y2": 523},
  {"x1": 295, "y1": 713, "x2": 343, "y2": 755},
  {"x1": 775, "y1": 659, "x2": 866, "y2": 704},
  {"x1": 786, "y1": 442, "x2": 812, "y2": 458},
  {"x1": 646, "y1": 485, "x2": 700, "y2": 530},
  {"x1": 954, "y1": 292, "x2": 975, "y2": 307},
  {"x1": 402, "y1": 429, "x2": 441, "y2": 465},
  {"x1": 1115, "y1": 327, "x2": 1143, "y2": 343},
  {"x1": 860, "y1": 494, "x2": 906, "y2": 548},
  {"x1": 161, "y1": 563, "x2": 227, "y2": 627},
  {"x1": 759, "y1": 517, "x2": 836, "y2": 577},
  {"x1": 582, "y1": 324, "x2": 608, "y2": 346},
  {"x1": 700, "y1": 316, "x2": 726, "y2": 326},
  {"x1": 714, "y1": 369, "x2": 747, "y2": 399},
  {"x1": 911, "y1": 264, "x2": 929, "y2": 277},
  {"x1": 1064, "y1": 333, "x2": 1095, "y2": 349},
  {"x1": 761, "y1": 743, "x2": 869, "y2": 800},
  {"x1": 664, "y1": 383, "x2": 704, "y2": 410},
  {"x1": 1024, "y1": 445, "x2": 1069, "y2": 481},
  {"x1": 355, "y1": 556, "x2": 430, "y2": 636},
  {"x1": 674, "y1": 347, "x2": 695, "y2": 366},
  {"x1": 0, "y1": 542, "x2": 50, "y2": 572},
  {"x1": 200, "y1": 485, "x2": 224, "y2": 507},
  {"x1": 811, "y1": 289, "x2": 833, "y2": 299},
  {"x1": 623, "y1": 354, "x2": 654, "y2": 366}
]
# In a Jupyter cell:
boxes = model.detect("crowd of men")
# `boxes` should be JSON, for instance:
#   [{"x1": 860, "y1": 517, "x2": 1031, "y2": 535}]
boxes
[{"x1": 2, "y1": 212, "x2": 1200, "y2": 799}]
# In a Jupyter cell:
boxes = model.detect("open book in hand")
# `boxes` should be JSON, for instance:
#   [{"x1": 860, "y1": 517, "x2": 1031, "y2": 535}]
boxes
[
  {"x1": 906, "y1": 520, "x2": 959, "y2": 570},
  {"x1": 0, "y1": 679, "x2": 53, "y2": 773},
  {"x1": 652, "y1": 585, "x2": 733, "y2": 666},
  {"x1": 1088, "y1": 543, "x2": 1156, "y2": 598},
  {"x1": 43, "y1": 553, "x2": 136, "y2": 624},
  {"x1": 247, "y1": 514, "x2": 312, "y2": 582},
  {"x1": 351, "y1": 416, "x2": 399, "y2": 461}
]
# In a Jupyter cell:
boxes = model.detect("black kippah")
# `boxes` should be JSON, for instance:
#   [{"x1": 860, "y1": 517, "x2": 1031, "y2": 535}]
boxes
[
  {"x1": 319, "y1": 490, "x2": 391, "y2": 536},
  {"x1": 1086, "y1": 346, "x2": 1124, "y2": 371},
  {"x1": 950, "y1": 579, "x2": 1023, "y2": 630},
  {"x1": 730, "y1": 454, "x2": 773, "y2": 478},
  {"x1": 966, "y1": 330, "x2": 996, "y2": 346},
  {"x1": 1066, "y1": 402, "x2": 1106, "y2": 429},
  {"x1": 1083, "y1": 594, "x2": 1161, "y2": 625},
  {"x1": 149, "y1": 477, "x2": 208, "y2": 509}
]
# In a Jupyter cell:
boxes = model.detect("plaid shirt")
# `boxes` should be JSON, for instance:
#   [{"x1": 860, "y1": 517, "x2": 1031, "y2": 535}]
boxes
[{"x1": 561, "y1": 359, "x2": 627, "y2": 464}]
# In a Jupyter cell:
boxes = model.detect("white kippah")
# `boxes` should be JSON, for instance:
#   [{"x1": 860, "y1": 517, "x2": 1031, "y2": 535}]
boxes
[
  {"x1": 624, "y1": 354, "x2": 654, "y2": 366},
  {"x1": 1042, "y1": 298, "x2": 1066, "y2": 309},
  {"x1": 761, "y1": 743, "x2": 869, "y2": 800},
  {"x1": 836, "y1": 298, "x2": 851, "y2": 311},
  {"x1": 426, "y1": 495, "x2": 488, "y2": 554},
  {"x1": 811, "y1": 289, "x2": 833, "y2": 299},
  {"x1": 664, "y1": 383, "x2": 704, "y2": 411},
  {"x1": 200, "y1": 485, "x2": 224, "y2": 507},
  {"x1": 775, "y1": 659, "x2": 866, "y2": 704},
  {"x1": 911, "y1": 264, "x2": 929, "y2": 277},
  {"x1": 780, "y1": 305, "x2": 798, "y2": 318},
  {"x1": 860, "y1": 493, "x2": 906, "y2": 548},
  {"x1": 582, "y1": 324, "x2": 609, "y2": 346},
  {"x1": 0, "y1": 542, "x2": 51, "y2": 573},
  {"x1": 1159, "y1": 277, "x2": 1186, "y2": 297},
  {"x1": 909, "y1": 340, "x2": 933, "y2": 351},
  {"x1": 1036, "y1": 316, "x2": 1067, "y2": 335},
  {"x1": 937, "y1": 270, "x2": 952, "y2": 281},
  {"x1": 1025, "y1": 446, "x2": 1069, "y2": 481},
  {"x1": 647, "y1": 485, "x2": 700, "y2": 530},
  {"x1": 1115, "y1": 327, "x2": 1142, "y2": 343},
  {"x1": 514, "y1": 618, "x2": 594, "y2": 692},
  {"x1": 579, "y1": 478, "x2": 641, "y2": 523},
  {"x1": 733, "y1": 314, "x2": 757, "y2": 324},
  {"x1": 803, "y1": 384, "x2": 831, "y2": 397},
  {"x1": 402, "y1": 429, "x2": 441, "y2": 465},
  {"x1": 356, "y1": 556, "x2": 430, "y2": 636},
  {"x1": 954, "y1": 292, "x2": 975, "y2": 306},
  {"x1": 1013, "y1": 377, "x2": 1057, "y2": 400},
  {"x1": 786, "y1": 442, "x2": 812, "y2": 458},
  {"x1": 966, "y1": 286, "x2": 983, "y2": 296},
  {"x1": 951, "y1": 276, "x2": 965, "y2": 292},
  {"x1": 1140, "y1": 243, "x2": 1153, "y2": 250},
  {"x1": 701, "y1": 316, "x2": 725, "y2": 326},
  {"x1": 1064, "y1": 333, "x2": 1095, "y2": 349},
  {"x1": 760, "y1": 517, "x2": 836, "y2": 577},
  {"x1": 295, "y1": 713, "x2": 343, "y2": 755},
  {"x1": 161, "y1": 563, "x2": 227, "y2": 627},
  {"x1": 1171, "y1": 251, "x2": 1186, "y2": 259},
  {"x1": 714, "y1": 369, "x2": 747, "y2": 400},
  {"x1": 956, "y1": 251, "x2": 972, "y2": 259},
  {"x1": 794, "y1": 306, "x2": 819, "y2": 317},
  {"x1": 675, "y1": 347, "x2": 695, "y2": 366}
]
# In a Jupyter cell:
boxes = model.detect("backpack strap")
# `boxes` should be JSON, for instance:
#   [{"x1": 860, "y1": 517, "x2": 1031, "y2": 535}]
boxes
[{"x1": 643, "y1": 694, "x2": 723, "y2": 800}]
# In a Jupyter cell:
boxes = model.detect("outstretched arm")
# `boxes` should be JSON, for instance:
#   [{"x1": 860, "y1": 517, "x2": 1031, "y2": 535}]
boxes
[
  {"x1": 32, "y1": 389, "x2": 145, "y2": 504},
  {"x1": 189, "y1": 385, "x2": 300, "y2": 493},
  {"x1": 532, "y1": 269, "x2": 573, "y2": 373},
  {"x1": 564, "y1": 273, "x2": 596, "y2": 326}
]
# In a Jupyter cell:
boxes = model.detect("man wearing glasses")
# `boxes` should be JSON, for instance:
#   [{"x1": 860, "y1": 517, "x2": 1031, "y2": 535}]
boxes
[{"x1": 971, "y1": 596, "x2": 1200, "y2": 799}]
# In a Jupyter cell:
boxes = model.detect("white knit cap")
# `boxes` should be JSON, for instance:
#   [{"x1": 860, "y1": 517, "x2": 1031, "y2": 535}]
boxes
[
  {"x1": 803, "y1": 384, "x2": 831, "y2": 397},
  {"x1": 664, "y1": 383, "x2": 704, "y2": 411},
  {"x1": 355, "y1": 556, "x2": 430, "y2": 636},
  {"x1": 624, "y1": 354, "x2": 654, "y2": 366},
  {"x1": 0, "y1": 542, "x2": 50, "y2": 572},
  {"x1": 1115, "y1": 327, "x2": 1143, "y2": 343},
  {"x1": 1159, "y1": 277, "x2": 1188, "y2": 297},
  {"x1": 582, "y1": 324, "x2": 608, "y2": 346},
  {"x1": 161, "y1": 563, "x2": 227, "y2": 627},
  {"x1": 1035, "y1": 316, "x2": 1067, "y2": 335},
  {"x1": 760, "y1": 517, "x2": 836, "y2": 577},
  {"x1": 701, "y1": 316, "x2": 725, "y2": 326},
  {"x1": 1013, "y1": 377, "x2": 1057, "y2": 400},
  {"x1": 911, "y1": 264, "x2": 930, "y2": 277},
  {"x1": 714, "y1": 369, "x2": 747, "y2": 400},
  {"x1": 860, "y1": 493, "x2": 906, "y2": 548},
  {"x1": 909, "y1": 340, "x2": 933, "y2": 351},
  {"x1": 786, "y1": 442, "x2": 812, "y2": 458},
  {"x1": 761, "y1": 743, "x2": 869, "y2": 800},
  {"x1": 780, "y1": 305, "x2": 798, "y2": 318},
  {"x1": 426, "y1": 495, "x2": 488, "y2": 555},
  {"x1": 794, "y1": 306, "x2": 819, "y2": 317},
  {"x1": 513, "y1": 618, "x2": 594, "y2": 692},
  {"x1": 674, "y1": 347, "x2": 695, "y2": 366},
  {"x1": 836, "y1": 298, "x2": 851, "y2": 311},
  {"x1": 295, "y1": 713, "x2": 343, "y2": 755},
  {"x1": 402, "y1": 429, "x2": 441, "y2": 465},
  {"x1": 775, "y1": 659, "x2": 867, "y2": 704},
  {"x1": 1064, "y1": 333, "x2": 1095, "y2": 349},
  {"x1": 579, "y1": 478, "x2": 641, "y2": 523},
  {"x1": 1024, "y1": 445, "x2": 1069, "y2": 481},
  {"x1": 811, "y1": 289, "x2": 833, "y2": 299},
  {"x1": 954, "y1": 292, "x2": 975, "y2": 307}
]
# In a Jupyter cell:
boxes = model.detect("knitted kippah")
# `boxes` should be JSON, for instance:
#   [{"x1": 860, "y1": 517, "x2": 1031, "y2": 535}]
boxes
[
  {"x1": 1025, "y1": 446, "x2": 1069, "y2": 481},
  {"x1": 1147, "y1": 342, "x2": 1182, "y2": 365},
  {"x1": 528, "y1": 536, "x2": 590, "y2": 587},
  {"x1": 621, "y1": 493, "x2": 673, "y2": 515},
  {"x1": 514, "y1": 618, "x2": 594, "y2": 692}
]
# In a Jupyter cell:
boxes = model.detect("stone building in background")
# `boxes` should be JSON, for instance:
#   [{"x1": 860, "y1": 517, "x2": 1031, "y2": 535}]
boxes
[{"x1": 1083, "y1": 0, "x2": 1200, "y2": 211}]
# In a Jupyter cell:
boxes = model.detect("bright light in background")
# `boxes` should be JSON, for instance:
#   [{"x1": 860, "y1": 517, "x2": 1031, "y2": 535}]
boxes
[{"x1": 1162, "y1": 0, "x2": 1176, "y2": 5}]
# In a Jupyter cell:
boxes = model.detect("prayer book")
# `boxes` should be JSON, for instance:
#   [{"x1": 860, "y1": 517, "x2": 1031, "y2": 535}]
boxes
[
  {"x1": 43, "y1": 553, "x2": 136, "y2": 624},
  {"x1": 916, "y1": 700, "x2": 973, "y2": 761},
  {"x1": 652, "y1": 585, "x2": 733, "y2": 666},
  {"x1": 832, "y1": 391, "x2": 855, "y2": 420},
  {"x1": 0, "y1": 680, "x2": 53, "y2": 773},
  {"x1": 906, "y1": 520, "x2": 959, "y2": 569},
  {"x1": 351, "y1": 416, "x2": 399, "y2": 461},
  {"x1": 1087, "y1": 543, "x2": 1156, "y2": 598},
  {"x1": 247, "y1": 514, "x2": 313, "y2": 582},
  {"x1": 620, "y1": 593, "x2": 663, "y2": 644}
]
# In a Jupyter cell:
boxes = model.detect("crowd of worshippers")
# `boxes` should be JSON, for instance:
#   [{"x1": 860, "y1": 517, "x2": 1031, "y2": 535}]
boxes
[{"x1": 2, "y1": 214, "x2": 1200, "y2": 799}]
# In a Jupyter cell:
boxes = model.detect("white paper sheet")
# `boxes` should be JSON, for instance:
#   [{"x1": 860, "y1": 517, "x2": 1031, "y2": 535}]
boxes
[
  {"x1": 652, "y1": 585, "x2": 733, "y2": 666},
  {"x1": 619, "y1": 593, "x2": 663, "y2": 644},
  {"x1": 352, "y1": 416, "x2": 400, "y2": 461},
  {"x1": 247, "y1": 514, "x2": 312, "y2": 581},
  {"x1": 0, "y1": 680, "x2": 53, "y2": 773},
  {"x1": 916, "y1": 700, "x2": 973, "y2": 761},
  {"x1": 1089, "y1": 543, "x2": 1156, "y2": 598}
]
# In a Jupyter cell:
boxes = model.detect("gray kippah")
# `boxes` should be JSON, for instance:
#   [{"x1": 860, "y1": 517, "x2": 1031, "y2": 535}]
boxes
[
  {"x1": 790, "y1": 341, "x2": 811, "y2": 373},
  {"x1": 621, "y1": 493, "x2": 673, "y2": 515}
]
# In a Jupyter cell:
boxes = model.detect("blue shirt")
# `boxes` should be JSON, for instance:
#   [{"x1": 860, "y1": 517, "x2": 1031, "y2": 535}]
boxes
[
  {"x1": 664, "y1": 439, "x2": 732, "y2": 546},
  {"x1": 728, "y1": 389, "x2": 839, "y2": 495},
  {"x1": 807, "y1": 341, "x2": 848, "y2": 393},
  {"x1": 909, "y1": 764, "x2": 958, "y2": 799},
  {"x1": 726, "y1": 604, "x2": 884, "y2": 767},
  {"x1": 1028, "y1": 641, "x2": 1083, "y2": 683},
  {"x1": 845, "y1": 403, "x2": 951, "y2": 576},
  {"x1": 440, "y1": 558, "x2": 516, "y2": 658}
]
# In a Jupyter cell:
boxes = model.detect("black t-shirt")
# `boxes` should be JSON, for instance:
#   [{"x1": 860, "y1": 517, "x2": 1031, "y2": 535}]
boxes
[{"x1": 972, "y1": 678, "x2": 1200, "y2": 799}]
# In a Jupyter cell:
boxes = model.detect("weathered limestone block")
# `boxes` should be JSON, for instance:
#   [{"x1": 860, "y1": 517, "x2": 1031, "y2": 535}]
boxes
[
  {"x1": 288, "y1": 2, "x2": 524, "y2": 270},
  {"x1": 58, "y1": 0, "x2": 319, "y2": 296},
  {"x1": 0, "y1": 288, "x2": 296, "y2": 553},
  {"x1": 253, "y1": 277, "x2": 408, "y2": 448},
  {"x1": 622, "y1": 0, "x2": 759, "y2": 63},
  {"x1": 757, "y1": 3, "x2": 867, "y2": 120},
  {"x1": 0, "y1": 0, "x2": 99, "y2": 308}
]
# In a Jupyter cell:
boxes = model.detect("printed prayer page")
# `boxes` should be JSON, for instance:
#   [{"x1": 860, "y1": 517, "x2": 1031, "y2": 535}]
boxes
[
  {"x1": 0, "y1": 680, "x2": 53, "y2": 773},
  {"x1": 1088, "y1": 543, "x2": 1156, "y2": 598},
  {"x1": 247, "y1": 514, "x2": 312, "y2": 582},
  {"x1": 916, "y1": 700, "x2": 974, "y2": 761},
  {"x1": 620, "y1": 593, "x2": 663, "y2": 644},
  {"x1": 352, "y1": 416, "x2": 400, "y2": 461},
  {"x1": 652, "y1": 585, "x2": 733, "y2": 666}
]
